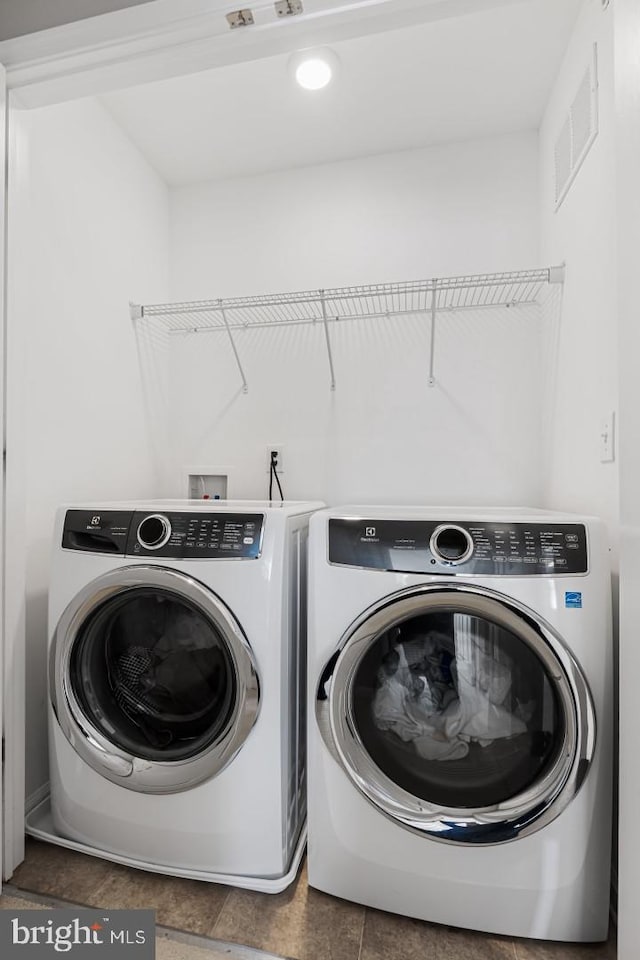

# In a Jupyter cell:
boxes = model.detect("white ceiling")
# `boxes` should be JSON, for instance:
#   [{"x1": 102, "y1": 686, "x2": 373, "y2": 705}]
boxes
[{"x1": 100, "y1": 0, "x2": 582, "y2": 186}]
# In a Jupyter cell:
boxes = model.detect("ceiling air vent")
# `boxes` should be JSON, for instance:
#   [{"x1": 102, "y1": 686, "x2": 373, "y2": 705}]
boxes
[{"x1": 554, "y1": 44, "x2": 599, "y2": 210}]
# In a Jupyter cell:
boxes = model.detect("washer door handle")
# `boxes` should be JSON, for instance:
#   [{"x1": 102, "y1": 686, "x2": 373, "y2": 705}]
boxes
[{"x1": 94, "y1": 750, "x2": 133, "y2": 778}]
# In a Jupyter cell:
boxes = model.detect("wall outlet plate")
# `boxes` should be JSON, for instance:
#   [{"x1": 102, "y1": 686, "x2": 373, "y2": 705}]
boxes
[{"x1": 266, "y1": 446, "x2": 284, "y2": 474}]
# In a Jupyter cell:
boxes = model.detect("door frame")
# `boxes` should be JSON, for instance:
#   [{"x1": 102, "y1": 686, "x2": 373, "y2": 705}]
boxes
[
  {"x1": 2, "y1": 76, "x2": 30, "y2": 882},
  {"x1": 0, "y1": 59, "x2": 6, "y2": 887}
]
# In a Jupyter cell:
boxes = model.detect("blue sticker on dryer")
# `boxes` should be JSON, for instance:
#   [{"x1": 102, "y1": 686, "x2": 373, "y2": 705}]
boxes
[{"x1": 565, "y1": 592, "x2": 582, "y2": 608}]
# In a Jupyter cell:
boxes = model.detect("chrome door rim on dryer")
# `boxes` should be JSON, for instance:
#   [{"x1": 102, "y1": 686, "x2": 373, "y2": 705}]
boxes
[
  {"x1": 317, "y1": 582, "x2": 595, "y2": 844},
  {"x1": 50, "y1": 564, "x2": 260, "y2": 794}
]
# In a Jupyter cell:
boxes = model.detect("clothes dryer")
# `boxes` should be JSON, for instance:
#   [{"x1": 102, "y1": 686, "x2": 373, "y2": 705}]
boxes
[
  {"x1": 307, "y1": 506, "x2": 612, "y2": 940},
  {"x1": 39, "y1": 500, "x2": 322, "y2": 891}
]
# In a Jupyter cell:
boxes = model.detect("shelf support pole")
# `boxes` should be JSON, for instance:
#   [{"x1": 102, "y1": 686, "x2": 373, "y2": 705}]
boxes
[
  {"x1": 320, "y1": 291, "x2": 336, "y2": 391},
  {"x1": 219, "y1": 301, "x2": 248, "y2": 394},
  {"x1": 428, "y1": 280, "x2": 437, "y2": 387}
]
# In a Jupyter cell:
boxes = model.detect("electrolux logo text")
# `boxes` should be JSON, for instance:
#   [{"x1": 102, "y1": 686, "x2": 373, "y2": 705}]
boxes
[{"x1": 0, "y1": 909, "x2": 155, "y2": 958}]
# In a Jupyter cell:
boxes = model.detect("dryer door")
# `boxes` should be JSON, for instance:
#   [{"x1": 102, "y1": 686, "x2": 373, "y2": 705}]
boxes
[
  {"x1": 317, "y1": 584, "x2": 594, "y2": 844},
  {"x1": 50, "y1": 566, "x2": 260, "y2": 794}
]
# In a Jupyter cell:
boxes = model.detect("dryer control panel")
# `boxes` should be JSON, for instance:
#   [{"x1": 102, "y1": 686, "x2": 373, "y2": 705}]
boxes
[
  {"x1": 328, "y1": 519, "x2": 588, "y2": 575},
  {"x1": 62, "y1": 510, "x2": 264, "y2": 559}
]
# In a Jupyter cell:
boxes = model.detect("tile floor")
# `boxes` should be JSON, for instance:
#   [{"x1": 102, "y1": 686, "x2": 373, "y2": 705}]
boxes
[{"x1": 10, "y1": 839, "x2": 616, "y2": 960}]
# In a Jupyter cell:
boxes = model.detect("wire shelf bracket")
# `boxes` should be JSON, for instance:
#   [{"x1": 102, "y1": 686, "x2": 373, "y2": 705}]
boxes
[
  {"x1": 131, "y1": 265, "x2": 565, "y2": 393},
  {"x1": 320, "y1": 290, "x2": 336, "y2": 391},
  {"x1": 428, "y1": 280, "x2": 437, "y2": 388},
  {"x1": 219, "y1": 300, "x2": 249, "y2": 394}
]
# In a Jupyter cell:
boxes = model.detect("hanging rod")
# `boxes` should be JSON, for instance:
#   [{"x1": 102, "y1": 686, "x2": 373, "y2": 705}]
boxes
[{"x1": 132, "y1": 265, "x2": 565, "y2": 391}]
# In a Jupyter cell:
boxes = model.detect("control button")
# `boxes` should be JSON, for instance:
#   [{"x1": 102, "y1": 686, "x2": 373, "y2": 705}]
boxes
[
  {"x1": 430, "y1": 525, "x2": 474, "y2": 564},
  {"x1": 137, "y1": 514, "x2": 171, "y2": 551}
]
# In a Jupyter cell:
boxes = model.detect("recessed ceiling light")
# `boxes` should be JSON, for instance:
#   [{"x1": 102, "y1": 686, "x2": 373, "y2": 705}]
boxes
[{"x1": 290, "y1": 48, "x2": 339, "y2": 91}]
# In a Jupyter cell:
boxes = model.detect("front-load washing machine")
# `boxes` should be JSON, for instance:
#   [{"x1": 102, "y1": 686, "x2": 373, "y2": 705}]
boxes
[
  {"x1": 307, "y1": 506, "x2": 612, "y2": 941},
  {"x1": 36, "y1": 499, "x2": 322, "y2": 891}
]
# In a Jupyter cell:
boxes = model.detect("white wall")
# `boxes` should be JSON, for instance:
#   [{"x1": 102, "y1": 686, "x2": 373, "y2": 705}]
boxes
[
  {"x1": 171, "y1": 133, "x2": 539, "y2": 298},
  {"x1": 538, "y1": 0, "x2": 618, "y2": 536},
  {"x1": 8, "y1": 96, "x2": 169, "y2": 803},
  {"x1": 537, "y1": 0, "x2": 619, "y2": 926},
  {"x1": 613, "y1": 0, "x2": 640, "y2": 955},
  {"x1": 165, "y1": 132, "x2": 544, "y2": 506}
]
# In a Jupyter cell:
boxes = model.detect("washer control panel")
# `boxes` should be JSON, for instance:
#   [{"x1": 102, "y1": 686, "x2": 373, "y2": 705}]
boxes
[
  {"x1": 62, "y1": 510, "x2": 264, "y2": 559},
  {"x1": 328, "y1": 519, "x2": 588, "y2": 575},
  {"x1": 128, "y1": 511, "x2": 264, "y2": 559}
]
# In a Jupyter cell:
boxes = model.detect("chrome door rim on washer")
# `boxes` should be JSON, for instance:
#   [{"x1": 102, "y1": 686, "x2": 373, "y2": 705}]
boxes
[
  {"x1": 316, "y1": 583, "x2": 595, "y2": 844},
  {"x1": 50, "y1": 565, "x2": 260, "y2": 794}
]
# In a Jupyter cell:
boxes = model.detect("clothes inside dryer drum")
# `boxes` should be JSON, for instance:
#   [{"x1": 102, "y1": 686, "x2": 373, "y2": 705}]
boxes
[
  {"x1": 372, "y1": 620, "x2": 528, "y2": 759},
  {"x1": 355, "y1": 611, "x2": 562, "y2": 808},
  {"x1": 69, "y1": 588, "x2": 237, "y2": 761}
]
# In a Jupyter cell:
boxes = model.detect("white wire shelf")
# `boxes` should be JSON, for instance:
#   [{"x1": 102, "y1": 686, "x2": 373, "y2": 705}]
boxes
[{"x1": 132, "y1": 265, "x2": 564, "y2": 392}]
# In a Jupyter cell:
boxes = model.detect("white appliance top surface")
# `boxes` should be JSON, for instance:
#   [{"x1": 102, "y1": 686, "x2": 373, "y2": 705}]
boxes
[{"x1": 320, "y1": 505, "x2": 599, "y2": 524}]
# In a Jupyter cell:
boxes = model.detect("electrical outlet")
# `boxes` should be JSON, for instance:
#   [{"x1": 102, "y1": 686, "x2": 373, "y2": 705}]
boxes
[
  {"x1": 266, "y1": 446, "x2": 284, "y2": 474},
  {"x1": 599, "y1": 412, "x2": 615, "y2": 463}
]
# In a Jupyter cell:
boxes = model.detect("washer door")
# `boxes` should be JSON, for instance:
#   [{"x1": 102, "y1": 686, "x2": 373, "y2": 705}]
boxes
[
  {"x1": 50, "y1": 566, "x2": 260, "y2": 794},
  {"x1": 317, "y1": 584, "x2": 594, "y2": 844}
]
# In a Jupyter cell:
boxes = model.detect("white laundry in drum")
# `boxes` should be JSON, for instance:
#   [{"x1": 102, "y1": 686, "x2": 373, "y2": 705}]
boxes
[{"x1": 372, "y1": 626, "x2": 528, "y2": 761}]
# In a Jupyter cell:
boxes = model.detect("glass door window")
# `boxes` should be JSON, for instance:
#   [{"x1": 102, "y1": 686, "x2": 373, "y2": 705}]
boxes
[
  {"x1": 353, "y1": 610, "x2": 561, "y2": 808},
  {"x1": 319, "y1": 586, "x2": 593, "y2": 843},
  {"x1": 51, "y1": 566, "x2": 260, "y2": 793},
  {"x1": 70, "y1": 588, "x2": 236, "y2": 762}
]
